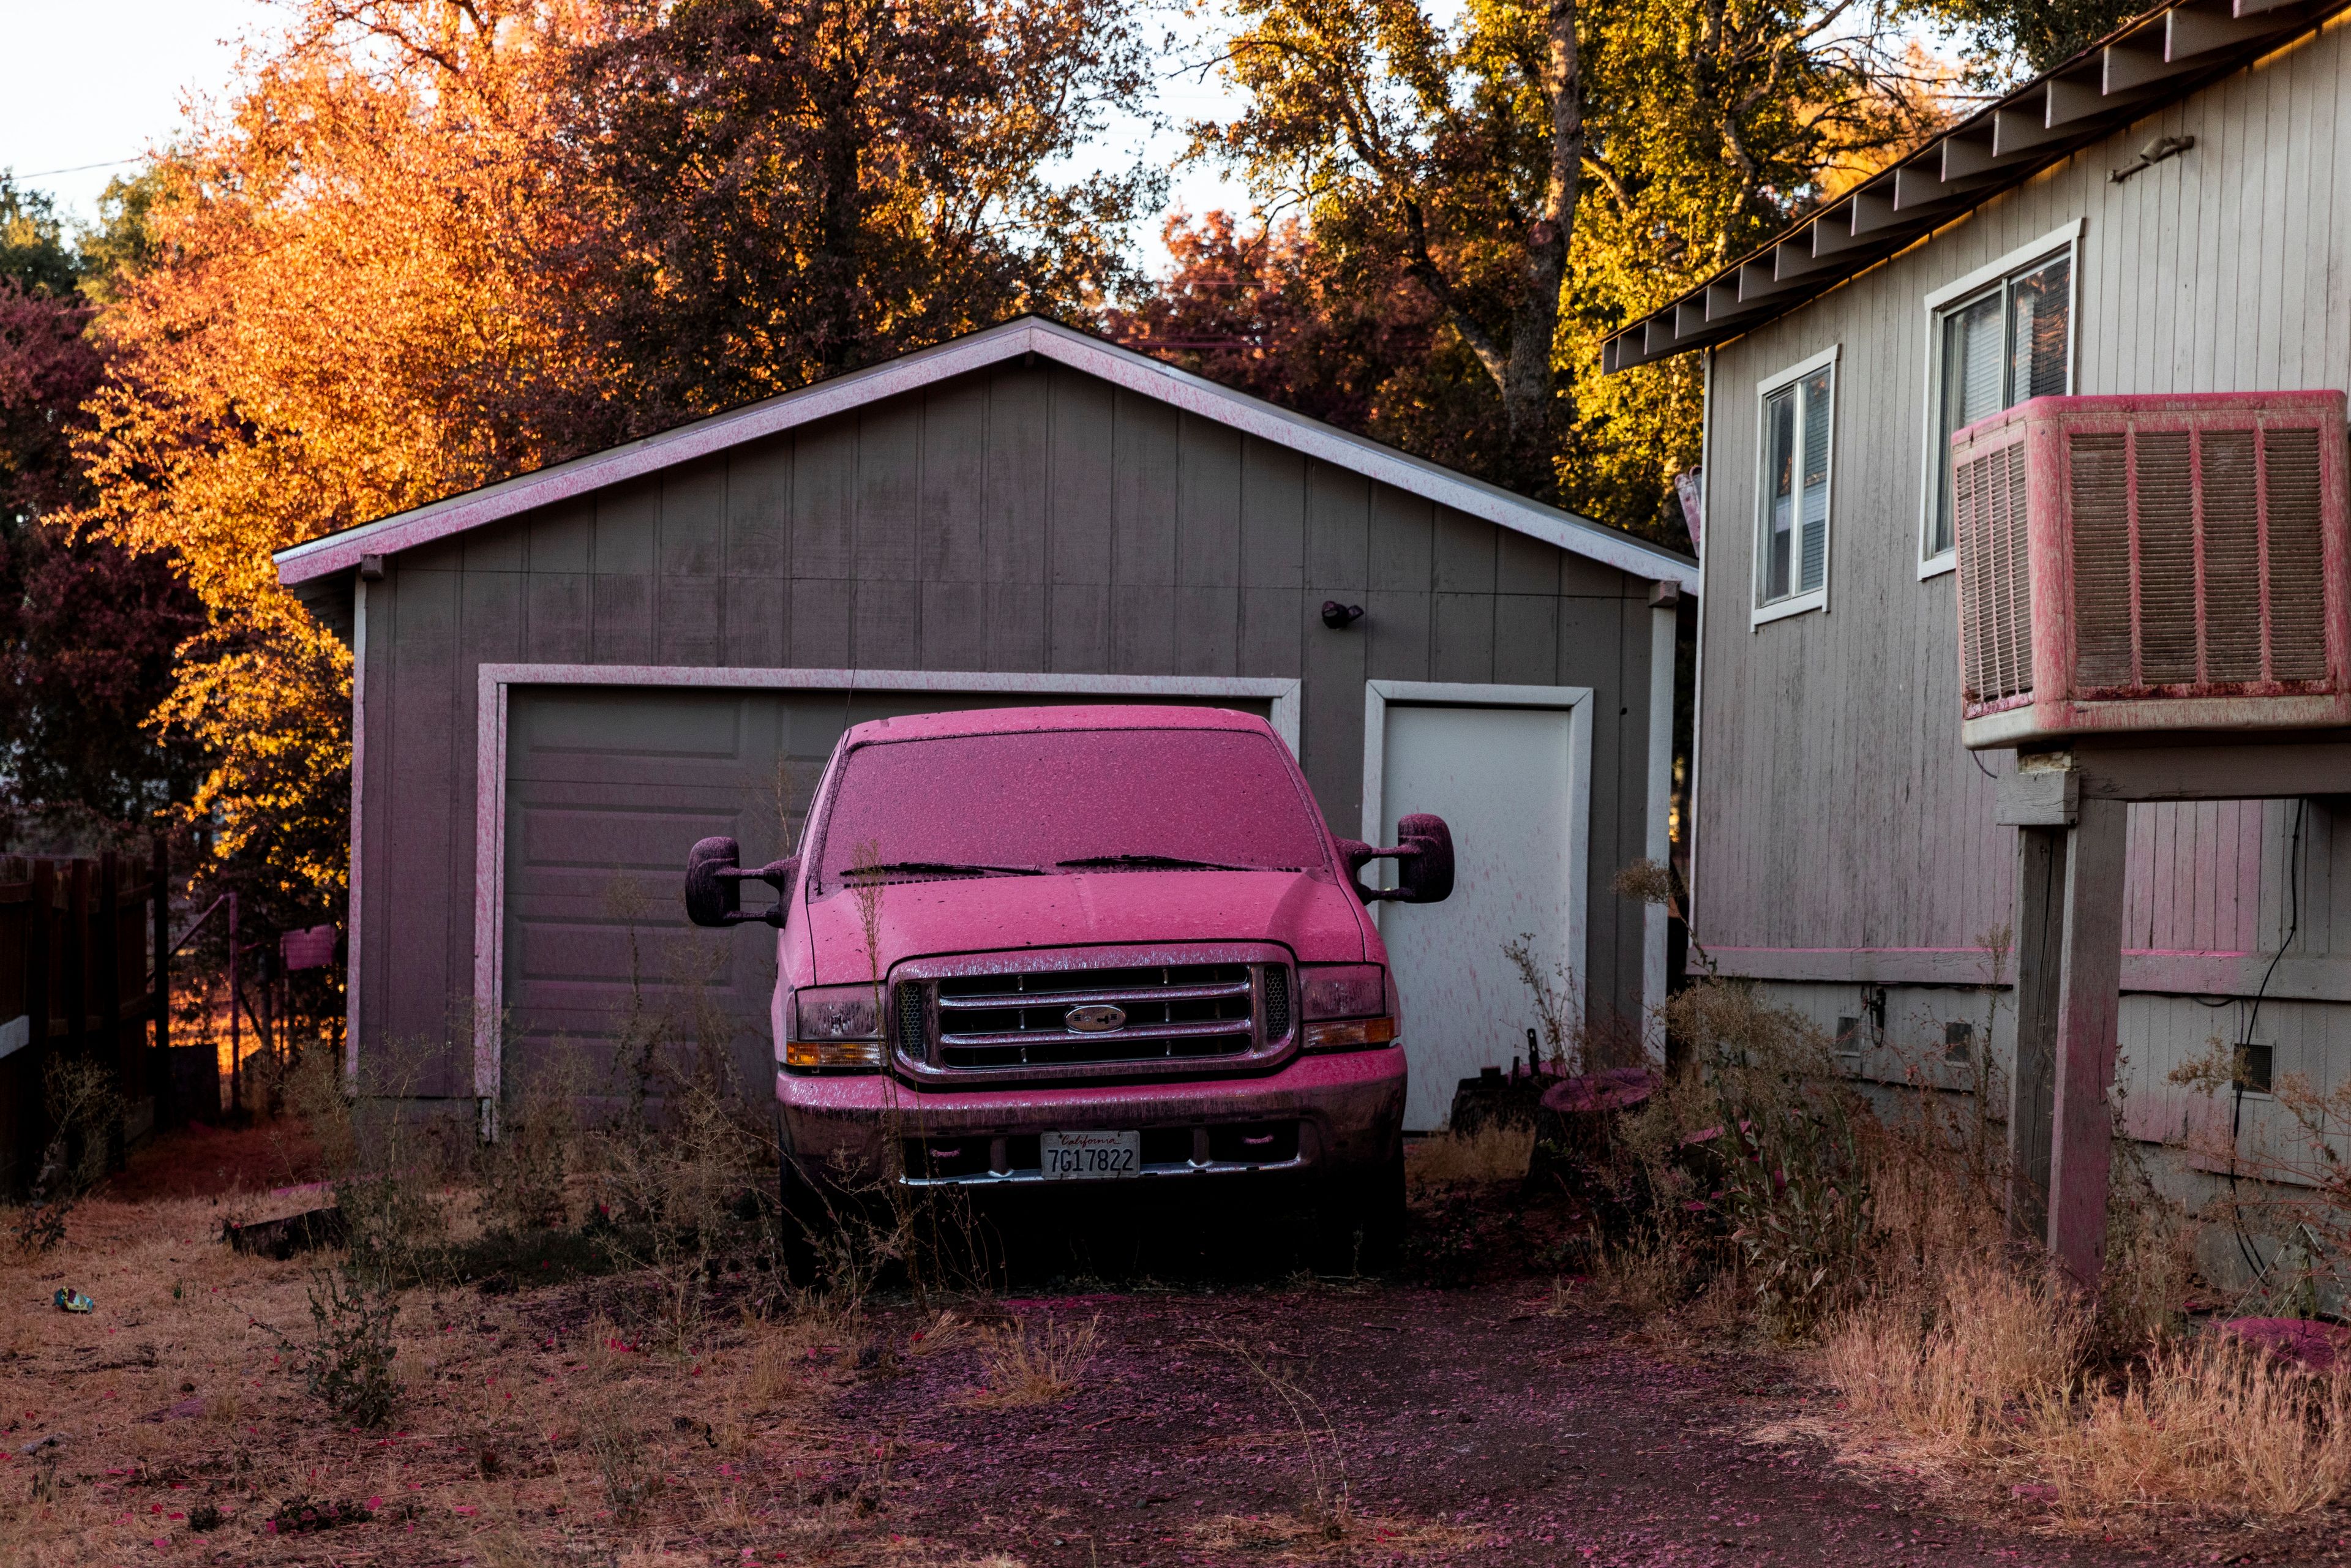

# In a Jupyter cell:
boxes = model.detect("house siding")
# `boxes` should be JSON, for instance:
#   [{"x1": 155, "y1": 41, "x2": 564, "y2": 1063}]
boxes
[
  {"x1": 358, "y1": 359, "x2": 1665, "y2": 1097},
  {"x1": 1690, "y1": 15, "x2": 2351, "y2": 1202}
]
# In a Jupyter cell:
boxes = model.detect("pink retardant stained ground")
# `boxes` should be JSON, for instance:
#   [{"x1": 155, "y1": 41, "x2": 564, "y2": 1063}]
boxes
[{"x1": 823, "y1": 1283, "x2": 2327, "y2": 1566}]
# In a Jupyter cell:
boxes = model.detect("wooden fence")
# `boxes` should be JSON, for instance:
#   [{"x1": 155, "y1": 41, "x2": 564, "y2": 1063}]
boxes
[{"x1": 0, "y1": 849, "x2": 191, "y2": 1194}]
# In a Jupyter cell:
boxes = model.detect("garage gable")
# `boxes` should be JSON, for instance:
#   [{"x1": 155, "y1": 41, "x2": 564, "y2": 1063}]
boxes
[{"x1": 275, "y1": 316, "x2": 1695, "y2": 629}]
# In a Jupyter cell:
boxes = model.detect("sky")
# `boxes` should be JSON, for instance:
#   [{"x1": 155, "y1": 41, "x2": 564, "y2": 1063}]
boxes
[{"x1": 0, "y1": 0, "x2": 1254, "y2": 277}]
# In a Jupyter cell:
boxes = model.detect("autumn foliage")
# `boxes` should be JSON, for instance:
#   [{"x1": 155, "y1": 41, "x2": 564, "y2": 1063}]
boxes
[
  {"x1": 66, "y1": 0, "x2": 1157, "y2": 905},
  {"x1": 27, "y1": 0, "x2": 1965, "y2": 909}
]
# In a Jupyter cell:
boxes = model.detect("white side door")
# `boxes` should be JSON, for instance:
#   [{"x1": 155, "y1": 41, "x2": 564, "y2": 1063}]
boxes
[{"x1": 1365, "y1": 684, "x2": 1591, "y2": 1131}]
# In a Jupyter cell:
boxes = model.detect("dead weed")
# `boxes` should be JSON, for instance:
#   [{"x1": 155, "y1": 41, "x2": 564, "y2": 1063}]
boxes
[
  {"x1": 966, "y1": 1314, "x2": 1097, "y2": 1408},
  {"x1": 1188, "y1": 1509, "x2": 1488, "y2": 1559},
  {"x1": 1406, "y1": 1124, "x2": 1534, "y2": 1191}
]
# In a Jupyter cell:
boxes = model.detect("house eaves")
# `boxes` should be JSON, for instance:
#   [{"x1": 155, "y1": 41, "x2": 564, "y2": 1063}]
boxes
[
  {"x1": 276, "y1": 316, "x2": 1697, "y2": 628},
  {"x1": 1601, "y1": 0, "x2": 2348, "y2": 375}
]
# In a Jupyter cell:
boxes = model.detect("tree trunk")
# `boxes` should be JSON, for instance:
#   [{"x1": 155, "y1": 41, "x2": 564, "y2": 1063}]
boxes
[{"x1": 1502, "y1": 0, "x2": 1581, "y2": 443}]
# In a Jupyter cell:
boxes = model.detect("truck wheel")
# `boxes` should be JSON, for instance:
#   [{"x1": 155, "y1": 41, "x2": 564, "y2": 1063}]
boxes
[{"x1": 1315, "y1": 1151, "x2": 1406, "y2": 1274}]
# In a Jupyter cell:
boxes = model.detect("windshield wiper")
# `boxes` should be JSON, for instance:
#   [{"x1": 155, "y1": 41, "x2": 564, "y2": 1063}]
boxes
[
  {"x1": 843, "y1": 860, "x2": 1044, "y2": 880},
  {"x1": 1056, "y1": 853, "x2": 1276, "y2": 872}
]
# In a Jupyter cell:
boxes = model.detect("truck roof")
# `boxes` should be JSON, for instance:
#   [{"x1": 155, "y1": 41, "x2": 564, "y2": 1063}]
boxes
[{"x1": 839, "y1": 703, "x2": 1276, "y2": 746}]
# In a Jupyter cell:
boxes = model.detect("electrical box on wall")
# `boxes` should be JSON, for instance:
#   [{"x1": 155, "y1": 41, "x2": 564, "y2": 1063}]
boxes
[{"x1": 1951, "y1": 391, "x2": 2351, "y2": 749}]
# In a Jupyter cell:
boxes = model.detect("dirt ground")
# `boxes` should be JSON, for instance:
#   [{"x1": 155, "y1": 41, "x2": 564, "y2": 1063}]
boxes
[{"x1": 3, "y1": 1124, "x2": 2346, "y2": 1567}]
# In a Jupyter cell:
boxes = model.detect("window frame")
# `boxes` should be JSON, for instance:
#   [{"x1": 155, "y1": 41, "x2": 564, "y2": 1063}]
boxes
[
  {"x1": 1916, "y1": 219, "x2": 2083, "y2": 579},
  {"x1": 1751, "y1": 343, "x2": 1840, "y2": 628}
]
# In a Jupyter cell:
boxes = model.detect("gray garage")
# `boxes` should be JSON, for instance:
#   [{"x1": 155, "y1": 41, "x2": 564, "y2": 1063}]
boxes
[{"x1": 277, "y1": 318, "x2": 1697, "y2": 1130}]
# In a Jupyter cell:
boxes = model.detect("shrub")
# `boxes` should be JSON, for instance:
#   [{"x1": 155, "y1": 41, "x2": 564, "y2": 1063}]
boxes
[
  {"x1": 12, "y1": 1055, "x2": 123, "y2": 1253},
  {"x1": 286, "y1": 1264, "x2": 402, "y2": 1428}
]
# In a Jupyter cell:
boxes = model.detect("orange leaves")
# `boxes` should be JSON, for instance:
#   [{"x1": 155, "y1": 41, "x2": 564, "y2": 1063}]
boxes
[{"x1": 72, "y1": 4, "x2": 610, "y2": 898}]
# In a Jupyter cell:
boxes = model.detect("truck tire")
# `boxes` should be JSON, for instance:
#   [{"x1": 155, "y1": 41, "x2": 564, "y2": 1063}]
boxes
[
  {"x1": 1315, "y1": 1150, "x2": 1406, "y2": 1274},
  {"x1": 776, "y1": 1158, "x2": 829, "y2": 1288}
]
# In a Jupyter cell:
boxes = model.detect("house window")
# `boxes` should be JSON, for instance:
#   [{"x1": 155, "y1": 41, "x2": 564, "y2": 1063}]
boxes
[
  {"x1": 1754, "y1": 347, "x2": 1837, "y2": 623},
  {"x1": 1922, "y1": 225, "x2": 2079, "y2": 568},
  {"x1": 2235, "y1": 1041, "x2": 2274, "y2": 1096}
]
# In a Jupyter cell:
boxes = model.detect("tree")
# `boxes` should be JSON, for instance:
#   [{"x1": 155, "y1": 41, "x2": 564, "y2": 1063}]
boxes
[
  {"x1": 0, "y1": 176, "x2": 80, "y2": 300},
  {"x1": 1187, "y1": 0, "x2": 1943, "y2": 530},
  {"x1": 563, "y1": 0, "x2": 1163, "y2": 427},
  {"x1": 1107, "y1": 209, "x2": 1442, "y2": 434},
  {"x1": 73, "y1": 2, "x2": 593, "y2": 912},
  {"x1": 1919, "y1": 0, "x2": 2145, "y2": 84},
  {"x1": 72, "y1": 0, "x2": 1173, "y2": 910},
  {"x1": 0, "y1": 174, "x2": 204, "y2": 848}
]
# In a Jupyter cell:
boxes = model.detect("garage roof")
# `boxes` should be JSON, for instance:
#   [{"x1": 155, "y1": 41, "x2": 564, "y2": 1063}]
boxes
[
  {"x1": 276, "y1": 315, "x2": 1697, "y2": 608},
  {"x1": 1602, "y1": 0, "x2": 2347, "y2": 375}
]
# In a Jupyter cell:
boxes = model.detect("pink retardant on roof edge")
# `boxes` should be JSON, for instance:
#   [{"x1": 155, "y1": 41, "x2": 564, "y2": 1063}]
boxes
[{"x1": 841, "y1": 703, "x2": 1275, "y2": 745}]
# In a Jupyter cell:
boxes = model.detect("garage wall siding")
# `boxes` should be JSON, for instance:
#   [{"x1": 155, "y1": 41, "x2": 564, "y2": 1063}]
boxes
[{"x1": 358, "y1": 359, "x2": 1660, "y2": 1095}]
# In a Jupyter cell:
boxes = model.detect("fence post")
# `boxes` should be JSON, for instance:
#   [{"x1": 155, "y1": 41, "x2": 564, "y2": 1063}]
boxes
[
  {"x1": 152, "y1": 838, "x2": 173, "y2": 1128},
  {"x1": 20, "y1": 862, "x2": 56, "y2": 1193},
  {"x1": 228, "y1": 891, "x2": 241, "y2": 1117},
  {"x1": 98, "y1": 853, "x2": 124, "y2": 1168},
  {"x1": 63, "y1": 860, "x2": 90, "y2": 1064}
]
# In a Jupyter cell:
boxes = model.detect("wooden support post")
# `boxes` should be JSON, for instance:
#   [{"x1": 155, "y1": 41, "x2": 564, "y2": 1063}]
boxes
[
  {"x1": 2047, "y1": 795, "x2": 2128, "y2": 1286},
  {"x1": 2002, "y1": 771, "x2": 2128, "y2": 1287},
  {"x1": 2007, "y1": 826, "x2": 2063, "y2": 1242}
]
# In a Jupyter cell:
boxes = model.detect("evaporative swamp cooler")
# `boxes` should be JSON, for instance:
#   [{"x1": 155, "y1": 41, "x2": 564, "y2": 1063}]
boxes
[{"x1": 1950, "y1": 390, "x2": 2351, "y2": 749}]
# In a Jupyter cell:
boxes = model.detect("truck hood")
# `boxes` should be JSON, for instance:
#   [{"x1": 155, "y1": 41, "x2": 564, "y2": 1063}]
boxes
[{"x1": 803, "y1": 869, "x2": 1370, "y2": 981}]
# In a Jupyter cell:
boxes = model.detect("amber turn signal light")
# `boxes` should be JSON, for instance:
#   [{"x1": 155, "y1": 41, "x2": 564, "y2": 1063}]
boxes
[
  {"x1": 783, "y1": 1040, "x2": 884, "y2": 1070},
  {"x1": 1303, "y1": 1016, "x2": 1398, "y2": 1052}
]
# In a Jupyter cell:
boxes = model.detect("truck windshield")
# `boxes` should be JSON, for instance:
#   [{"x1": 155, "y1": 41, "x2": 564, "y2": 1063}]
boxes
[{"x1": 814, "y1": 728, "x2": 1329, "y2": 889}]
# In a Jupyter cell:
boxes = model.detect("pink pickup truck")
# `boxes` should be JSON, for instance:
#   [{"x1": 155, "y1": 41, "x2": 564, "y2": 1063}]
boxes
[{"x1": 683, "y1": 704, "x2": 1453, "y2": 1263}]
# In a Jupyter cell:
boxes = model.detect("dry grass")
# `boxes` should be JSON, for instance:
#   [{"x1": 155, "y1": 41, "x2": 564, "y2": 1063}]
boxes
[
  {"x1": 1188, "y1": 1508, "x2": 1488, "y2": 1559},
  {"x1": 0, "y1": 1179, "x2": 968, "y2": 1564},
  {"x1": 744, "y1": 1298, "x2": 868, "y2": 1405},
  {"x1": 1405, "y1": 1123, "x2": 1534, "y2": 1192},
  {"x1": 1821, "y1": 1261, "x2": 2084, "y2": 1461},
  {"x1": 2039, "y1": 1337, "x2": 2351, "y2": 1522},
  {"x1": 906, "y1": 1307, "x2": 975, "y2": 1359},
  {"x1": 1818, "y1": 1233, "x2": 2351, "y2": 1528},
  {"x1": 1616, "y1": 977, "x2": 2351, "y2": 1536},
  {"x1": 1592, "y1": 1226, "x2": 1697, "y2": 1319},
  {"x1": 964, "y1": 1314, "x2": 1096, "y2": 1408}
]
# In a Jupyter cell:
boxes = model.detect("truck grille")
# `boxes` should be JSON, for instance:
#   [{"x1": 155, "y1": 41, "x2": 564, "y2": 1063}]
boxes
[{"x1": 918, "y1": 962, "x2": 1280, "y2": 1069}]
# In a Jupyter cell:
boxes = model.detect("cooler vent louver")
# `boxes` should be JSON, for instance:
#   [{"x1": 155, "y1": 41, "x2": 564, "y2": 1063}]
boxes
[{"x1": 1951, "y1": 392, "x2": 2350, "y2": 749}]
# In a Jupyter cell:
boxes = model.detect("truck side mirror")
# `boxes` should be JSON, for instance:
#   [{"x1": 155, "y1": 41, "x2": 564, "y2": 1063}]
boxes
[
  {"x1": 1390, "y1": 814, "x2": 1454, "y2": 903},
  {"x1": 684, "y1": 836, "x2": 801, "y2": 928},
  {"x1": 1336, "y1": 812, "x2": 1455, "y2": 905}
]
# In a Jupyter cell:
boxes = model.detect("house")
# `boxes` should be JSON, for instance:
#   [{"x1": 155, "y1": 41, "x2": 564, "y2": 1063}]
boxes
[
  {"x1": 276, "y1": 318, "x2": 1696, "y2": 1131},
  {"x1": 1604, "y1": 1, "x2": 2351, "y2": 1282}
]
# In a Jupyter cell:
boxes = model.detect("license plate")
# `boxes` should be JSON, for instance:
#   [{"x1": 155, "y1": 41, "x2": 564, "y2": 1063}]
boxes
[{"x1": 1040, "y1": 1130, "x2": 1141, "y2": 1180}]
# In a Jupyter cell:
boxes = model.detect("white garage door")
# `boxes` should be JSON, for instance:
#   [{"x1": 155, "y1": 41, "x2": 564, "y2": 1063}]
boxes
[{"x1": 1368, "y1": 690, "x2": 1589, "y2": 1131}]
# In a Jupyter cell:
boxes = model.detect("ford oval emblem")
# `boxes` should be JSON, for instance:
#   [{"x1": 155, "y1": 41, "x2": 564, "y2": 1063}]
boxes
[{"x1": 1065, "y1": 1003, "x2": 1127, "y2": 1033}]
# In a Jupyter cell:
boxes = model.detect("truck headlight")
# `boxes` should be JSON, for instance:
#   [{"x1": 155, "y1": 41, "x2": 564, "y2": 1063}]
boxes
[
  {"x1": 1299, "y1": 963, "x2": 1398, "y2": 1052},
  {"x1": 783, "y1": 985, "x2": 883, "y2": 1071}
]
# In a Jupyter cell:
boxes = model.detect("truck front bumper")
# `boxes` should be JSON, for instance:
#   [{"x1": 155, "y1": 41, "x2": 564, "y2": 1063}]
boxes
[{"x1": 776, "y1": 1048, "x2": 1406, "y2": 1187}]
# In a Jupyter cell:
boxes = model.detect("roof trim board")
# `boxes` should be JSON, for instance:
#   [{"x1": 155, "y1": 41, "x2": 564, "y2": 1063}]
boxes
[
  {"x1": 1602, "y1": 0, "x2": 2347, "y2": 375},
  {"x1": 276, "y1": 316, "x2": 1697, "y2": 594}
]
